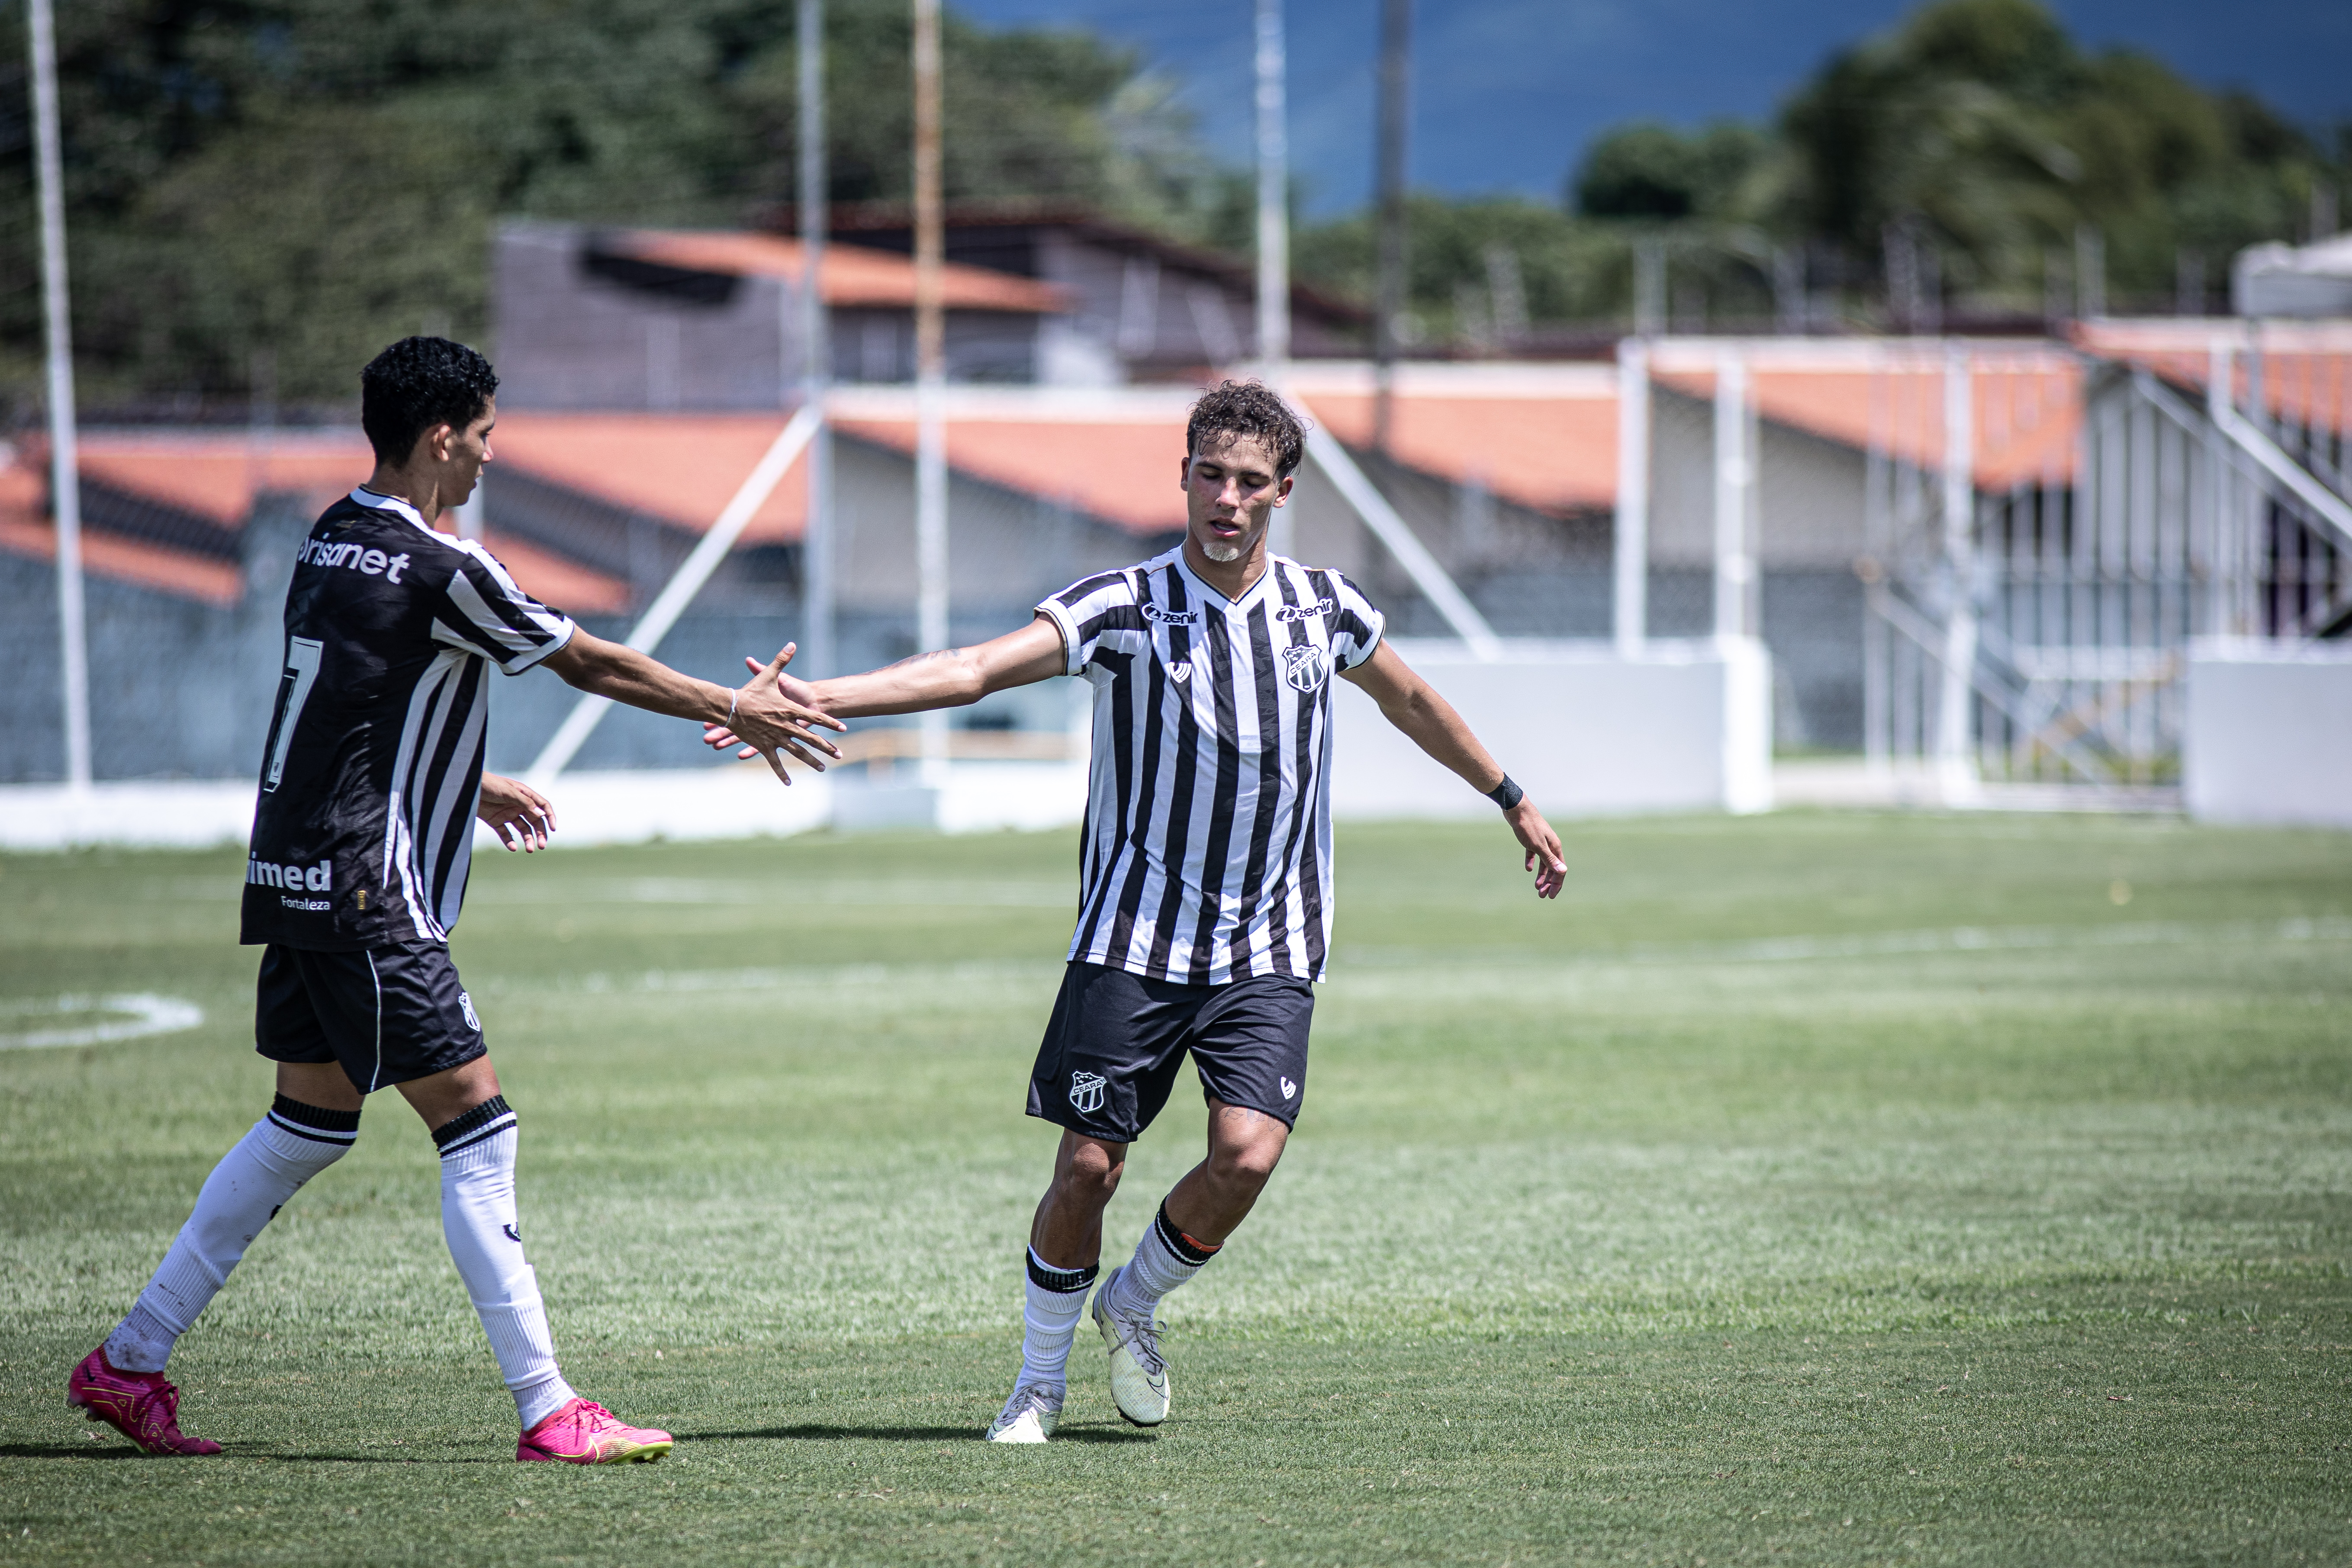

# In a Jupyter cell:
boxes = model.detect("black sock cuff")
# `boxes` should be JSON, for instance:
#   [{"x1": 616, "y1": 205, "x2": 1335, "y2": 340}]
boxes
[
  {"x1": 1154, "y1": 1202, "x2": 1222, "y2": 1266},
  {"x1": 1026, "y1": 1248, "x2": 1099, "y2": 1294},
  {"x1": 431, "y1": 1095, "x2": 517, "y2": 1156},
  {"x1": 267, "y1": 1094, "x2": 361, "y2": 1145}
]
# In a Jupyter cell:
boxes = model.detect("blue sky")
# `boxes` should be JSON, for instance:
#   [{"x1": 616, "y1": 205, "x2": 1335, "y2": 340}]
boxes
[{"x1": 954, "y1": 0, "x2": 2352, "y2": 216}]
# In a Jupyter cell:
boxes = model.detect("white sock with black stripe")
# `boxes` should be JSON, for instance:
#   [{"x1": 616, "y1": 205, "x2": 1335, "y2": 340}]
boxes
[
  {"x1": 1106, "y1": 1201, "x2": 1221, "y2": 1318},
  {"x1": 1017, "y1": 1249, "x2": 1097, "y2": 1393},
  {"x1": 433, "y1": 1096, "x2": 576, "y2": 1430},
  {"x1": 104, "y1": 1095, "x2": 360, "y2": 1373}
]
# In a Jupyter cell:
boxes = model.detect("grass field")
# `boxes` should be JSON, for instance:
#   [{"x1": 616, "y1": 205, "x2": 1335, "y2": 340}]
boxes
[{"x1": 2, "y1": 811, "x2": 2349, "y2": 1566}]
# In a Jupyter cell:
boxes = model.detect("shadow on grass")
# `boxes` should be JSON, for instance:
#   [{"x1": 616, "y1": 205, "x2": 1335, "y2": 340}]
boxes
[
  {"x1": 246, "y1": 1452, "x2": 509, "y2": 1465},
  {"x1": 0, "y1": 1443, "x2": 155, "y2": 1461},
  {"x1": 686, "y1": 1423, "x2": 1155, "y2": 1445}
]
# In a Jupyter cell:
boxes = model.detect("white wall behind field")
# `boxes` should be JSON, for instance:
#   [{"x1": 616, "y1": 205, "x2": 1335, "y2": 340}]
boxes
[
  {"x1": 2185, "y1": 641, "x2": 2352, "y2": 829},
  {"x1": 1331, "y1": 638, "x2": 1773, "y2": 820}
]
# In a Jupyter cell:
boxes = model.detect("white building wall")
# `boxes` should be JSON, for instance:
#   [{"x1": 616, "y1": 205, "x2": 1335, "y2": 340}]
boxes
[{"x1": 2185, "y1": 640, "x2": 2352, "y2": 828}]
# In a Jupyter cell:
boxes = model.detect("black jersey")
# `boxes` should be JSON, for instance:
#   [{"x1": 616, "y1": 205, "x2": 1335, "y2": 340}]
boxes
[
  {"x1": 240, "y1": 487, "x2": 576, "y2": 950},
  {"x1": 1036, "y1": 548, "x2": 1385, "y2": 985}
]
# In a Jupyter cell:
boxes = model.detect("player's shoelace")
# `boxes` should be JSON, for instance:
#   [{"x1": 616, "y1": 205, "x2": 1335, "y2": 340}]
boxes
[
  {"x1": 1105, "y1": 1304, "x2": 1165, "y2": 1377},
  {"x1": 997, "y1": 1383, "x2": 1062, "y2": 1426}
]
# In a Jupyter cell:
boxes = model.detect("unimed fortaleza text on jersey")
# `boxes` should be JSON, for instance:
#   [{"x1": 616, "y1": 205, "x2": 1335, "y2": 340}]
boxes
[
  {"x1": 240, "y1": 488, "x2": 576, "y2": 950},
  {"x1": 1036, "y1": 548, "x2": 1384, "y2": 985}
]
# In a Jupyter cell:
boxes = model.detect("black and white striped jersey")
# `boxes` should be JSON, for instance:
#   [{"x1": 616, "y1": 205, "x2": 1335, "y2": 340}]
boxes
[
  {"x1": 240, "y1": 487, "x2": 576, "y2": 951},
  {"x1": 1037, "y1": 547, "x2": 1385, "y2": 985}
]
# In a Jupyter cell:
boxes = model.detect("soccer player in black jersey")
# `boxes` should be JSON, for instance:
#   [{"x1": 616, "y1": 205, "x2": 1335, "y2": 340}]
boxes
[
  {"x1": 706, "y1": 380, "x2": 1566, "y2": 1441},
  {"x1": 68, "y1": 338, "x2": 844, "y2": 1463}
]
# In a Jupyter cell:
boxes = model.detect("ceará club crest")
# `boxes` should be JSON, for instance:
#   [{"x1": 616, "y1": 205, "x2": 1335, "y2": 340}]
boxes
[{"x1": 1281, "y1": 645, "x2": 1329, "y2": 692}]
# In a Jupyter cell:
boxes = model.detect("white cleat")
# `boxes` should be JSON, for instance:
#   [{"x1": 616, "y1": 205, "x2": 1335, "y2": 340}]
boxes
[
  {"x1": 1092, "y1": 1267, "x2": 1171, "y2": 1426},
  {"x1": 985, "y1": 1382, "x2": 1062, "y2": 1443}
]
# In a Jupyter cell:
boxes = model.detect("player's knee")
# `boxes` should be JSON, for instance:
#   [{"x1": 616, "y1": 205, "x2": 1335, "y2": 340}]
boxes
[
  {"x1": 1057, "y1": 1143, "x2": 1124, "y2": 1202},
  {"x1": 1209, "y1": 1137, "x2": 1283, "y2": 1191}
]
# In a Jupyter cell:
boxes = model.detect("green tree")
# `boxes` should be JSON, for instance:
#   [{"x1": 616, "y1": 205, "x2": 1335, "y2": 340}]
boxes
[
  {"x1": 0, "y1": 0, "x2": 1223, "y2": 415},
  {"x1": 1773, "y1": 0, "x2": 2335, "y2": 311}
]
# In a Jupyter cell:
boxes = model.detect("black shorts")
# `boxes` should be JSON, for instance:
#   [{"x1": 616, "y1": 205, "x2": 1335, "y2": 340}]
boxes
[
  {"x1": 254, "y1": 941, "x2": 486, "y2": 1095},
  {"x1": 1026, "y1": 962, "x2": 1314, "y2": 1145}
]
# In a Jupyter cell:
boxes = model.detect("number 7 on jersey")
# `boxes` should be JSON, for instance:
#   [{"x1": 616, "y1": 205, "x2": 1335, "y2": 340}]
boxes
[{"x1": 261, "y1": 636, "x2": 325, "y2": 794}]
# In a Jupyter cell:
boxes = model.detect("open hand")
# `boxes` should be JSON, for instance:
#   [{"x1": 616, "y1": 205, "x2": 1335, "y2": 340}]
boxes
[
  {"x1": 704, "y1": 649, "x2": 841, "y2": 765},
  {"x1": 1509, "y1": 800, "x2": 1567, "y2": 898},
  {"x1": 477, "y1": 773, "x2": 556, "y2": 851},
  {"x1": 712, "y1": 643, "x2": 847, "y2": 784}
]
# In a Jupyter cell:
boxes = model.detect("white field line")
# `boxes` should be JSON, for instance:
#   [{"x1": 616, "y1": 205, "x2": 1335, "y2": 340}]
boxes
[
  {"x1": 0, "y1": 993, "x2": 205, "y2": 1050},
  {"x1": 151, "y1": 876, "x2": 1078, "y2": 907},
  {"x1": 415, "y1": 877, "x2": 1075, "y2": 910},
  {"x1": 1587, "y1": 914, "x2": 2352, "y2": 968},
  {"x1": 501, "y1": 916, "x2": 2352, "y2": 1000}
]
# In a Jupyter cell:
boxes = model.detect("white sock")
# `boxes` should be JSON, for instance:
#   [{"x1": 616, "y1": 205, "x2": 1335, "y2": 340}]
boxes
[
  {"x1": 1106, "y1": 1202, "x2": 1220, "y2": 1318},
  {"x1": 434, "y1": 1098, "x2": 576, "y2": 1430},
  {"x1": 1017, "y1": 1249, "x2": 1095, "y2": 1393},
  {"x1": 104, "y1": 1097, "x2": 360, "y2": 1373}
]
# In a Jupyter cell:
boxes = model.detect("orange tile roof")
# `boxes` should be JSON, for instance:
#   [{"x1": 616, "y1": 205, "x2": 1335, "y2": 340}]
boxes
[
  {"x1": 2077, "y1": 320, "x2": 2352, "y2": 438},
  {"x1": 27, "y1": 428, "x2": 372, "y2": 528},
  {"x1": 488, "y1": 412, "x2": 814, "y2": 543},
  {"x1": 1283, "y1": 365, "x2": 1621, "y2": 514},
  {"x1": 0, "y1": 432, "x2": 630, "y2": 612},
  {"x1": 479, "y1": 528, "x2": 631, "y2": 615},
  {"x1": 0, "y1": 516, "x2": 245, "y2": 608},
  {"x1": 0, "y1": 447, "x2": 245, "y2": 604},
  {"x1": 610, "y1": 229, "x2": 1068, "y2": 314},
  {"x1": 498, "y1": 398, "x2": 1198, "y2": 540},
  {"x1": 1648, "y1": 343, "x2": 2082, "y2": 489},
  {"x1": 830, "y1": 403, "x2": 1190, "y2": 535}
]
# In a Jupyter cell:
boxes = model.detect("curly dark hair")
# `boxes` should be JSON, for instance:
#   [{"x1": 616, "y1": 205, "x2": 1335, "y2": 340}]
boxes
[
  {"x1": 1186, "y1": 379, "x2": 1308, "y2": 478},
  {"x1": 360, "y1": 337, "x2": 499, "y2": 466}
]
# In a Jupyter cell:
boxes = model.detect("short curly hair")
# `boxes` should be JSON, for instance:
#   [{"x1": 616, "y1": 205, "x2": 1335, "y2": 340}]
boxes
[
  {"x1": 1186, "y1": 380, "x2": 1308, "y2": 478},
  {"x1": 360, "y1": 337, "x2": 499, "y2": 466}
]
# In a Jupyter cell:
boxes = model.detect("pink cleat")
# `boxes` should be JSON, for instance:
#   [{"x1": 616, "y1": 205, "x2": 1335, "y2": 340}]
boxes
[
  {"x1": 516, "y1": 1398, "x2": 673, "y2": 1464},
  {"x1": 67, "y1": 1347, "x2": 222, "y2": 1456}
]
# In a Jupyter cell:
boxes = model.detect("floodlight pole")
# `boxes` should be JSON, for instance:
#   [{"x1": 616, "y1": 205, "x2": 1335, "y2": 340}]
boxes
[
  {"x1": 1936, "y1": 344, "x2": 1980, "y2": 804},
  {"x1": 29, "y1": 0, "x2": 90, "y2": 792},
  {"x1": 1613, "y1": 339, "x2": 1649, "y2": 656},
  {"x1": 1253, "y1": 0, "x2": 1292, "y2": 557},
  {"x1": 798, "y1": 0, "x2": 835, "y2": 681},
  {"x1": 912, "y1": 0, "x2": 949, "y2": 786},
  {"x1": 1253, "y1": 0, "x2": 1289, "y2": 376},
  {"x1": 1712, "y1": 349, "x2": 1754, "y2": 644},
  {"x1": 1370, "y1": 0, "x2": 1409, "y2": 457}
]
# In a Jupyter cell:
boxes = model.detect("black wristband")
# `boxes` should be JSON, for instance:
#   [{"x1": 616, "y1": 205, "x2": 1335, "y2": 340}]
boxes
[{"x1": 1486, "y1": 773, "x2": 1524, "y2": 811}]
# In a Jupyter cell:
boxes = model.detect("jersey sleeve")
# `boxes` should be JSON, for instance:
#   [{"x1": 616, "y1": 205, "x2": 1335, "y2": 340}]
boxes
[
  {"x1": 1035, "y1": 570, "x2": 1141, "y2": 678},
  {"x1": 1329, "y1": 572, "x2": 1385, "y2": 671},
  {"x1": 428, "y1": 541, "x2": 579, "y2": 674}
]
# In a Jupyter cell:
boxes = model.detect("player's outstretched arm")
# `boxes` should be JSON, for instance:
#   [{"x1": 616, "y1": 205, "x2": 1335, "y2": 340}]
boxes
[
  {"x1": 477, "y1": 773, "x2": 556, "y2": 852},
  {"x1": 701, "y1": 615, "x2": 1067, "y2": 755},
  {"x1": 543, "y1": 632, "x2": 845, "y2": 786},
  {"x1": 1339, "y1": 641, "x2": 1567, "y2": 899}
]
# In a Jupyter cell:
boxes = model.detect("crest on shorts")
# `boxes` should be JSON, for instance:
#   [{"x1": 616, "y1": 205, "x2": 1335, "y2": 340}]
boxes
[
  {"x1": 1069, "y1": 1071, "x2": 1107, "y2": 1114},
  {"x1": 460, "y1": 991, "x2": 480, "y2": 1032},
  {"x1": 1281, "y1": 644, "x2": 1329, "y2": 692}
]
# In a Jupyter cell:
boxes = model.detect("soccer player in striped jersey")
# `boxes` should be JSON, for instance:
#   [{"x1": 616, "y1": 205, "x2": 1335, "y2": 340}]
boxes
[
  {"x1": 707, "y1": 380, "x2": 1566, "y2": 1441},
  {"x1": 68, "y1": 337, "x2": 844, "y2": 1463}
]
